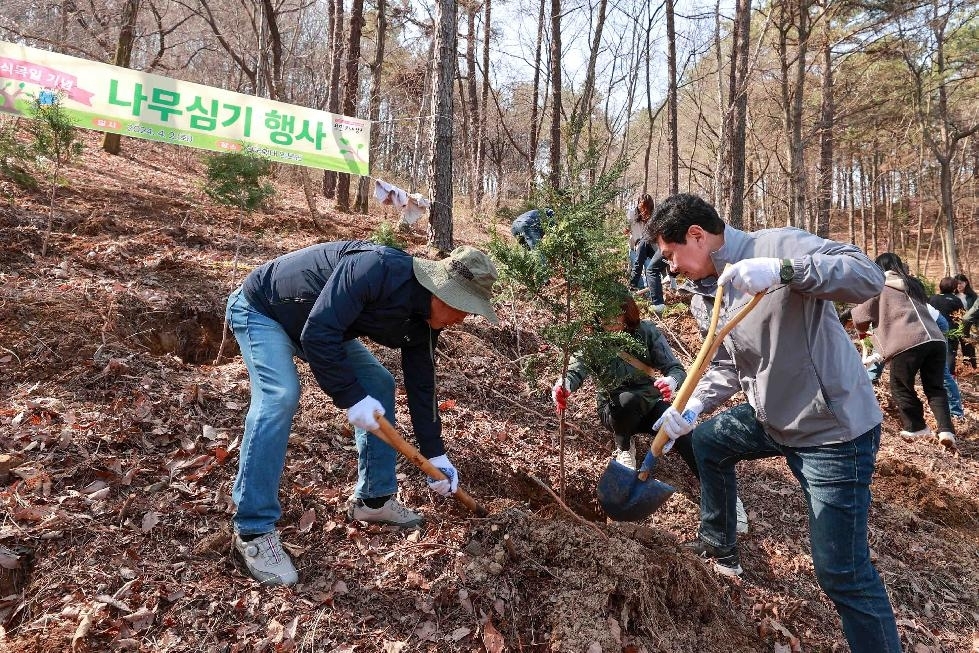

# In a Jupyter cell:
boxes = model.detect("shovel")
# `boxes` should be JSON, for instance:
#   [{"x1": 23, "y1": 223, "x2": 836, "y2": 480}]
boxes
[
  {"x1": 598, "y1": 284, "x2": 764, "y2": 521},
  {"x1": 369, "y1": 414, "x2": 489, "y2": 517}
]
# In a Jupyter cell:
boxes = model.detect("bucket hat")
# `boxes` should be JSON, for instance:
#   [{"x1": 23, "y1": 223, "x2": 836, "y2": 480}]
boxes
[{"x1": 413, "y1": 246, "x2": 499, "y2": 324}]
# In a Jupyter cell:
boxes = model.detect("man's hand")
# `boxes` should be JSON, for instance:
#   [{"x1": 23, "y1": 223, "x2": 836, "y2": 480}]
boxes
[
  {"x1": 654, "y1": 377, "x2": 678, "y2": 402},
  {"x1": 426, "y1": 454, "x2": 458, "y2": 496},
  {"x1": 717, "y1": 258, "x2": 782, "y2": 294},
  {"x1": 652, "y1": 397, "x2": 704, "y2": 453},
  {"x1": 347, "y1": 395, "x2": 384, "y2": 431},
  {"x1": 551, "y1": 378, "x2": 571, "y2": 413}
]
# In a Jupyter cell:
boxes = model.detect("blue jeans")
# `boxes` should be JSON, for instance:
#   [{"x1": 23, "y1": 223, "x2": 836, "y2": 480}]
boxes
[
  {"x1": 693, "y1": 404, "x2": 900, "y2": 653},
  {"x1": 226, "y1": 289, "x2": 399, "y2": 535},
  {"x1": 944, "y1": 365, "x2": 964, "y2": 416}
]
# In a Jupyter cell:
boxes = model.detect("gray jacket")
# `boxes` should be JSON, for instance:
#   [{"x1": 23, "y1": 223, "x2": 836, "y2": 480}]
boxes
[{"x1": 690, "y1": 225, "x2": 884, "y2": 448}]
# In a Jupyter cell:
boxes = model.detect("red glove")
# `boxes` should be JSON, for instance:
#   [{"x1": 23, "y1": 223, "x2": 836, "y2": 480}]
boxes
[
  {"x1": 551, "y1": 378, "x2": 571, "y2": 413},
  {"x1": 654, "y1": 377, "x2": 678, "y2": 403}
]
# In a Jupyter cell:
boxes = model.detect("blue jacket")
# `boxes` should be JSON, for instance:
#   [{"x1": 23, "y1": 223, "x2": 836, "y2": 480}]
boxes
[{"x1": 241, "y1": 241, "x2": 445, "y2": 456}]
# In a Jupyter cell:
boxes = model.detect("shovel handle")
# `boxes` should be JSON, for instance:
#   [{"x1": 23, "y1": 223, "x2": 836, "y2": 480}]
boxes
[
  {"x1": 370, "y1": 414, "x2": 488, "y2": 517},
  {"x1": 647, "y1": 289, "x2": 765, "y2": 462}
]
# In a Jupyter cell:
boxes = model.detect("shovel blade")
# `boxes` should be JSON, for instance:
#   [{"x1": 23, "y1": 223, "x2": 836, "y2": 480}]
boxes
[{"x1": 597, "y1": 458, "x2": 675, "y2": 522}]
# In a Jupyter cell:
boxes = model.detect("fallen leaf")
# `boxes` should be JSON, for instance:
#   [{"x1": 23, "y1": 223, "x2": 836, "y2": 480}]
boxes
[
  {"x1": 414, "y1": 620, "x2": 436, "y2": 641},
  {"x1": 298, "y1": 508, "x2": 315, "y2": 533},
  {"x1": 448, "y1": 626, "x2": 471, "y2": 642},
  {"x1": 586, "y1": 643, "x2": 602, "y2": 653},
  {"x1": 332, "y1": 580, "x2": 348, "y2": 595},
  {"x1": 608, "y1": 616, "x2": 621, "y2": 644},
  {"x1": 213, "y1": 447, "x2": 230, "y2": 464},
  {"x1": 72, "y1": 604, "x2": 103, "y2": 651},
  {"x1": 438, "y1": 399, "x2": 456, "y2": 411},
  {"x1": 122, "y1": 606, "x2": 155, "y2": 631},
  {"x1": 482, "y1": 618, "x2": 505, "y2": 653},
  {"x1": 382, "y1": 641, "x2": 406, "y2": 653},
  {"x1": 141, "y1": 511, "x2": 160, "y2": 533}
]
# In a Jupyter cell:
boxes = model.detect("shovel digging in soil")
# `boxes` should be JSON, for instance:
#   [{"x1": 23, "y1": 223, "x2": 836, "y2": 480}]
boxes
[
  {"x1": 370, "y1": 414, "x2": 489, "y2": 517},
  {"x1": 598, "y1": 285, "x2": 764, "y2": 521}
]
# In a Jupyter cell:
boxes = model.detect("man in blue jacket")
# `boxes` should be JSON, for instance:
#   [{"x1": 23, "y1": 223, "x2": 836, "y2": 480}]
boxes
[
  {"x1": 510, "y1": 207, "x2": 553, "y2": 250},
  {"x1": 225, "y1": 241, "x2": 499, "y2": 586}
]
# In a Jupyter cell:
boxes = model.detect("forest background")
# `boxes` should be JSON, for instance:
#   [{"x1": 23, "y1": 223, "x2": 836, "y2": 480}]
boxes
[{"x1": 2, "y1": 0, "x2": 978, "y2": 276}]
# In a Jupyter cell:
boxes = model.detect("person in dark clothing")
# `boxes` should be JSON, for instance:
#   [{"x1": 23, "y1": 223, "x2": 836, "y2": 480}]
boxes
[
  {"x1": 954, "y1": 273, "x2": 977, "y2": 367},
  {"x1": 551, "y1": 292, "x2": 686, "y2": 470},
  {"x1": 929, "y1": 277, "x2": 967, "y2": 374},
  {"x1": 627, "y1": 195, "x2": 670, "y2": 311},
  {"x1": 852, "y1": 254, "x2": 955, "y2": 449},
  {"x1": 225, "y1": 241, "x2": 499, "y2": 585},
  {"x1": 510, "y1": 208, "x2": 553, "y2": 250}
]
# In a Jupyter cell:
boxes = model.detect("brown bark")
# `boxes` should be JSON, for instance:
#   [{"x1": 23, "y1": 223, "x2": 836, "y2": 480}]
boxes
[
  {"x1": 336, "y1": 0, "x2": 365, "y2": 213},
  {"x1": 323, "y1": 0, "x2": 346, "y2": 199},
  {"x1": 102, "y1": 0, "x2": 140, "y2": 155},
  {"x1": 354, "y1": 0, "x2": 386, "y2": 214},
  {"x1": 548, "y1": 0, "x2": 562, "y2": 190},
  {"x1": 427, "y1": 0, "x2": 457, "y2": 253}
]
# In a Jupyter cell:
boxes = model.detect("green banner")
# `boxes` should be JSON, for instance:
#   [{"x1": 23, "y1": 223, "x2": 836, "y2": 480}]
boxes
[{"x1": 0, "y1": 41, "x2": 370, "y2": 174}]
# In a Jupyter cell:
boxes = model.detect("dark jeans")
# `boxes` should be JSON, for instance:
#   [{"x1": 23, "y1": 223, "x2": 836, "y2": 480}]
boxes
[
  {"x1": 630, "y1": 240, "x2": 668, "y2": 305},
  {"x1": 598, "y1": 391, "x2": 698, "y2": 476},
  {"x1": 890, "y1": 340, "x2": 953, "y2": 433},
  {"x1": 512, "y1": 222, "x2": 543, "y2": 250},
  {"x1": 692, "y1": 404, "x2": 900, "y2": 653}
]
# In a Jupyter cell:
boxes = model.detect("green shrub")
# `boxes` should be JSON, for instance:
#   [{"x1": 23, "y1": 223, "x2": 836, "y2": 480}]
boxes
[
  {"x1": 203, "y1": 152, "x2": 275, "y2": 210},
  {"x1": 370, "y1": 221, "x2": 407, "y2": 250}
]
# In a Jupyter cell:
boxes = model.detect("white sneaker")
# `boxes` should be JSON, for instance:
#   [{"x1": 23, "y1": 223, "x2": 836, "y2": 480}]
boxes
[
  {"x1": 613, "y1": 443, "x2": 637, "y2": 470},
  {"x1": 232, "y1": 531, "x2": 298, "y2": 586},
  {"x1": 899, "y1": 427, "x2": 932, "y2": 439},
  {"x1": 347, "y1": 497, "x2": 424, "y2": 528},
  {"x1": 735, "y1": 496, "x2": 749, "y2": 534},
  {"x1": 651, "y1": 303, "x2": 666, "y2": 314},
  {"x1": 937, "y1": 431, "x2": 956, "y2": 449}
]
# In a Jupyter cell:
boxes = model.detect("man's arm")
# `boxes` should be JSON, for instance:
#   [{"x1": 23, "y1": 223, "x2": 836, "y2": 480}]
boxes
[
  {"x1": 782, "y1": 232, "x2": 884, "y2": 304},
  {"x1": 402, "y1": 329, "x2": 444, "y2": 458},
  {"x1": 300, "y1": 253, "x2": 386, "y2": 407},
  {"x1": 690, "y1": 340, "x2": 740, "y2": 415}
]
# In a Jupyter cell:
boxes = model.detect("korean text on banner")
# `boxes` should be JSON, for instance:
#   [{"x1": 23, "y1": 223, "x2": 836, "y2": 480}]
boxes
[{"x1": 0, "y1": 41, "x2": 370, "y2": 175}]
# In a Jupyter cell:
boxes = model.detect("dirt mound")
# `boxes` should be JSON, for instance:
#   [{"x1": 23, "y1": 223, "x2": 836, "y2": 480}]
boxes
[{"x1": 458, "y1": 507, "x2": 759, "y2": 652}]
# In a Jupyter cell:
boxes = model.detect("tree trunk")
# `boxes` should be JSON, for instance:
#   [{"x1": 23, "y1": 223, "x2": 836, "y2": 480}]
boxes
[
  {"x1": 528, "y1": 0, "x2": 546, "y2": 192},
  {"x1": 354, "y1": 0, "x2": 386, "y2": 214},
  {"x1": 336, "y1": 0, "x2": 365, "y2": 213},
  {"x1": 568, "y1": 0, "x2": 608, "y2": 158},
  {"x1": 465, "y1": 5, "x2": 480, "y2": 207},
  {"x1": 815, "y1": 33, "x2": 833, "y2": 239},
  {"x1": 666, "y1": 0, "x2": 679, "y2": 194},
  {"x1": 725, "y1": 0, "x2": 751, "y2": 226},
  {"x1": 323, "y1": 0, "x2": 346, "y2": 199},
  {"x1": 410, "y1": 36, "x2": 437, "y2": 192},
  {"x1": 475, "y1": 0, "x2": 491, "y2": 208},
  {"x1": 548, "y1": 0, "x2": 562, "y2": 190},
  {"x1": 427, "y1": 0, "x2": 457, "y2": 253},
  {"x1": 102, "y1": 0, "x2": 140, "y2": 155}
]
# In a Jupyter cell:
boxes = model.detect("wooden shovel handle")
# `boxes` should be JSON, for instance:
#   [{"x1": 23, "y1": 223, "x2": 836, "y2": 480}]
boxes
[
  {"x1": 370, "y1": 414, "x2": 488, "y2": 517},
  {"x1": 646, "y1": 289, "x2": 764, "y2": 462}
]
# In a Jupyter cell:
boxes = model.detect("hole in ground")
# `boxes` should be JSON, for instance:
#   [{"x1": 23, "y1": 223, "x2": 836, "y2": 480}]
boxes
[{"x1": 141, "y1": 308, "x2": 231, "y2": 364}]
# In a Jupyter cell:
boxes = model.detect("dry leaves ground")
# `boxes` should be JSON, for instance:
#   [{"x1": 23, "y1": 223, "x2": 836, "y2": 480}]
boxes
[{"x1": 1, "y1": 135, "x2": 977, "y2": 652}]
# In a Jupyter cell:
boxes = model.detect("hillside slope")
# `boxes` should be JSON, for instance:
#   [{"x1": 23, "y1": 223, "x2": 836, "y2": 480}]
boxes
[{"x1": 1, "y1": 135, "x2": 977, "y2": 652}]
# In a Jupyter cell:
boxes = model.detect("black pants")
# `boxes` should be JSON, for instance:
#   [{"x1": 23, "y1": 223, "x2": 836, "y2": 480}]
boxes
[
  {"x1": 889, "y1": 340, "x2": 954, "y2": 434},
  {"x1": 598, "y1": 390, "x2": 699, "y2": 477}
]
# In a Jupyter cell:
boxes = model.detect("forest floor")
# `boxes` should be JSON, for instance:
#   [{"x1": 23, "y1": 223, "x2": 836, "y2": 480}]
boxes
[{"x1": 1, "y1": 134, "x2": 978, "y2": 653}]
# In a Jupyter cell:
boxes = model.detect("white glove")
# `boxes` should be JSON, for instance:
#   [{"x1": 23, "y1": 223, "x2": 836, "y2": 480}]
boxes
[
  {"x1": 653, "y1": 377, "x2": 678, "y2": 402},
  {"x1": 717, "y1": 258, "x2": 782, "y2": 294},
  {"x1": 862, "y1": 352, "x2": 883, "y2": 367},
  {"x1": 653, "y1": 397, "x2": 704, "y2": 454},
  {"x1": 347, "y1": 395, "x2": 384, "y2": 431},
  {"x1": 426, "y1": 454, "x2": 458, "y2": 496},
  {"x1": 551, "y1": 378, "x2": 571, "y2": 412}
]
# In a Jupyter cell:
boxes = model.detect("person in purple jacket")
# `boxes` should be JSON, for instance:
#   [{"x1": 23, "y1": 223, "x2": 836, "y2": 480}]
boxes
[{"x1": 225, "y1": 241, "x2": 498, "y2": 585}]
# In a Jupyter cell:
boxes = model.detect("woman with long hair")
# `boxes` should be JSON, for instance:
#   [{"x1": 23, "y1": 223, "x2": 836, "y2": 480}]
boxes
[{"x1": 851, "y1": 253, "x2": 955, "y2": 449}]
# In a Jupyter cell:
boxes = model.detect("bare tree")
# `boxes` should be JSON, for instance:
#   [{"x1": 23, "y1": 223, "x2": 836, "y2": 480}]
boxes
[
  {"x1": 323, "y1": 0, "x2": 346, "y2": 198},
  {"x1": 335, "y1": 0, "x2": 365, "y2": 212},
  {"x1": 354, "y1": 0, "x2": 387, "y2": 213},
  {"x1": 427, "y1": 0, "x2": 457, "y2": 252},
  {"x1": 548, "y1": 0, "x2": 562, "y2": 190},
  {"x1": 102, "y1": 0, "x2": 140, "y2": 155}
]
